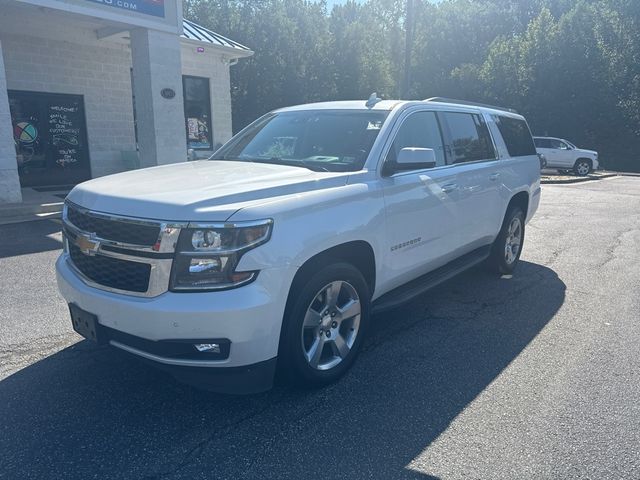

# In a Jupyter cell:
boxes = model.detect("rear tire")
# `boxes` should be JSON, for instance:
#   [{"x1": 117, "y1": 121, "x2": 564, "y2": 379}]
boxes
[
  {"x1": 574, "y1": 159, "x2": 592, "y2": 176},
  {"x1": 487, "y1": 206, "x2": 525, "y2": 274},
  {"x1": 279, "y1": 262, "x2": 370, "y2": 388}
]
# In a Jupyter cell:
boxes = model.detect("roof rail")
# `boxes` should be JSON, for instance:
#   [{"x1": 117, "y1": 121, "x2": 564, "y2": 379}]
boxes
[{"x1": 424, "y1": 97, "x2": 518, "y2": 114}]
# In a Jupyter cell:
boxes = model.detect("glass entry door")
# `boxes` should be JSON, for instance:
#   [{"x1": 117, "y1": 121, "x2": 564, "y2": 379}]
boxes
[{"x1": 9, "y1": 90, "x2": 91, "y2": 187}]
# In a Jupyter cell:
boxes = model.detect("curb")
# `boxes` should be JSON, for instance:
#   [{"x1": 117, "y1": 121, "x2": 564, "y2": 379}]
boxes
[
  {"x1": 0, "y1": 200, "x2": 64, "y2": 226},
  {"x1": 0, "y1": 210, "x2": 62, "y2": 226},
  {"x1": 541, "y1": 173, "x2": 619, "y2": 185}
]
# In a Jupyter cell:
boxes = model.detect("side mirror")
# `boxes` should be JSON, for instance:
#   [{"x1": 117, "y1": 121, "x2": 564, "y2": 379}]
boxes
[{"x1": 394, "y1": 147, "x2": 437, "y2": 171}]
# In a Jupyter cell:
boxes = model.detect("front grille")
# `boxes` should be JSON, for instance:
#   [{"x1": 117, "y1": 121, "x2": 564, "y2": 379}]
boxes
[
  {"x1": 67, "y1": 204, "x2": 160, "y2": 246},
  {"x1": 68, "y1": 243, "x2": 151, "y2": 293}
]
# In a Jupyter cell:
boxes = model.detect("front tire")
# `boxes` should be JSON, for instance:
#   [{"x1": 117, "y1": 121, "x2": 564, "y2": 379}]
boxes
[
  {"x1": 487, "y1": 206, "x2": 525, "y2": 274},
  {"x1": 279, "y1": 262, "x2": 371, "y2": 387},
  {"x1": 574, "y1": 159, "x2": 592, "y2": 176}
]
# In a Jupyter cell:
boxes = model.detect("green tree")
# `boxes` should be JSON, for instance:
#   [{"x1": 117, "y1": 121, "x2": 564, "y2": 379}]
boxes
[{"x1": 183, "y1": 0, "x2": 640, "y2": 171}]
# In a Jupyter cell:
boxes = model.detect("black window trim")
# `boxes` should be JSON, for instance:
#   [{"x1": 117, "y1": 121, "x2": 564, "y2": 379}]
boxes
[
  {"x1": 437, "y1": 110, "x2": 498, "y2": 165},
  {"x1": 494, "y1": 114, "x2": 537, "y2": 158},
  {"x1": 380, "y1": 108, "x2": 449, "y2": 177},
  {"x1": 183, "y1": 75, "x2": 213, "y2": 151},
  {"x1": 379, "y1": 107, "x2": 505, "y2": 178}
]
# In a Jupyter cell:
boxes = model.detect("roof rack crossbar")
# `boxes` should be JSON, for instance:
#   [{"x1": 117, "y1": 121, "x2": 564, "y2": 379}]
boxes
[{"x1": 424, "y1": 97, "x2": 518, "y2": 114}]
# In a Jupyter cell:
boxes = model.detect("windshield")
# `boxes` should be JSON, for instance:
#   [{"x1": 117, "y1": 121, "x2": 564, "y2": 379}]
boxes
[{"x1": 211, "y1": 110, "x2": 389, "y2": 172}]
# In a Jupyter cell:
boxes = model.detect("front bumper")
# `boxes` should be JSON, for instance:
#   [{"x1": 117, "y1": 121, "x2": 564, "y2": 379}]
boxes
[{"x1": 56, "y1": 254, "x2": 296, "y2": 393}]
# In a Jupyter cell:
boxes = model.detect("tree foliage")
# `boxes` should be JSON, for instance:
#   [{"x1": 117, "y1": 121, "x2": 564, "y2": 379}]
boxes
[{"x1": 183, "y1": 0, "x2": 640, "y2": 171}]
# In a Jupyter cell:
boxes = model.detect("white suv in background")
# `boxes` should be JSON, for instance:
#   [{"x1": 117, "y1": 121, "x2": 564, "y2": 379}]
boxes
[
  {"x1": 56, "y1": 97, "x2": 540, "y2": 394},
  {"x1": 533, "y1": 136, "x2": 599, "y2": 175}
]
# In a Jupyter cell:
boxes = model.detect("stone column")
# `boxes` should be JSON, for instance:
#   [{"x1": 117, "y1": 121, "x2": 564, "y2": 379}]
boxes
[
  {"x1": 130, "y1": 28, "x2": 187, "y2": 168},
  {"x1": 0, "y1": 39, "x2": 22, "y2": 203}
]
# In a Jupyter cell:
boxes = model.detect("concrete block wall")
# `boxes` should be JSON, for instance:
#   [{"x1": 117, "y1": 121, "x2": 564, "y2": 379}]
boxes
[
  {"x1": 1, "y1": 13, "x2": 237, "y2": 188},
  {"x1": 0, "y1": 39, "x2": 22, "y2": 203},
  {"x1": 1, "y1": 30, "x2": 137, "y2": 179},
  {"x1": 131, "y1": 28, "x2": 187, "y2": 168}
]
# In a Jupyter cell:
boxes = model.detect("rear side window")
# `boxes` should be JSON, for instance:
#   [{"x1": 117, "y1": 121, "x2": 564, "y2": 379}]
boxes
[
  {"x1": 494, "y1": 115, "x2": 536, "y2": 157},
  {"x1": 387, "y1": 111, "x2": 446, "y2": 167},
  {"x1": 440, "y1": 112, "x2": 496, "y2": 164}
]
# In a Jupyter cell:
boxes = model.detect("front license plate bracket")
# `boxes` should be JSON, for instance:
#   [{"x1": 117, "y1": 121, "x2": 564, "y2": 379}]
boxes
[{"x1": 69, "y1": 304, "x2": 104, "y2": 344}]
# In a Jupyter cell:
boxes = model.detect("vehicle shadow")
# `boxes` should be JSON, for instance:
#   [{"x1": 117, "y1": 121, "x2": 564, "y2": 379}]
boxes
[
  {"x1": 0, "y1": 219, "x2": 62, "y2": 259},
  {"x1": 0, "y1": 261, "x2": 564, "y2": 480}
]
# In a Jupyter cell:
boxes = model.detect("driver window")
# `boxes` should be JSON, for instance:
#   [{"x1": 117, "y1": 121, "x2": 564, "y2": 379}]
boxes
[
  {"x1": 386, "y1": 111, "x2": 446, "y2": 167},
  {"x1": 550, "y1": 139, "x2": 567, "y2": 150}
]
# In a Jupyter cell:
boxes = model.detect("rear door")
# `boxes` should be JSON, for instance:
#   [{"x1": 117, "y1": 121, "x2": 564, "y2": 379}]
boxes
[
  {"x1": 437, "y1": 110, "x2": 502, "y2": 250},
  {"x1": 534, "y1": 137, "x2": 554, "y2": 165}
]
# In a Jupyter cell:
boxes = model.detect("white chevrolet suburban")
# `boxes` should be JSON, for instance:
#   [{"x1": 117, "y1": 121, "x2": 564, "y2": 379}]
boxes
[
  {"x1": 56, "y1": 97, "x2": 540, "y2": 394},
  {"x1": 533, "y1": 136, "x2": 599, "y2": 175}
]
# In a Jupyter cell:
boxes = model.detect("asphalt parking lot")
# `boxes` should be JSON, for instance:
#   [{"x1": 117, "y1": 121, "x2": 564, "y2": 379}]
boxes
[{"x1": 1, "y1": 176, "x2": 639, "y2": 479}]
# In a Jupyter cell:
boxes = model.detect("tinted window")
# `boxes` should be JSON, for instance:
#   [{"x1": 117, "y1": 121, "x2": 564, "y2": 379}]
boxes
[
  {"x1": 550, "y1": 139, "x2": 568, "y2": 149},
  {"x1": 534, "y1": 138, "x2": 552, "y2": 148},
  {"x1": 441, "y1": 112, "x2": 496, "y2": 163},
  {"x1": 212, "y1": 110, "x2": 388, "y2": 172},
  {"x1": 387, "y1": 111, "x2": 445, "y2": 167},
  {"x1": 494, "y1": 115, "x2": 536, "y2": 157}
]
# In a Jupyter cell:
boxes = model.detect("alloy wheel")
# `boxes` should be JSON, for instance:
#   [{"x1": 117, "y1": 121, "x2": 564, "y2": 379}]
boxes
[
  {"x1": 576, "y1": 162, "x2": 590, "y2": 176},
  {"x1": 504, "y1": 217, "x2": 522, "y2": 265},
  {"x1": 300, "y1": 280, "x2": 361, "y2": 371}
]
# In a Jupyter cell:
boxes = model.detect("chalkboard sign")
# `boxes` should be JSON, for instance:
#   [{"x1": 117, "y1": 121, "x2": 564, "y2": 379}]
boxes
[
  {"x1": 9, "y1": 90, "x2": 91, "y2": 187},
  {"x1": 48, "y1": 103, "x2": 82, "y2": 168}
]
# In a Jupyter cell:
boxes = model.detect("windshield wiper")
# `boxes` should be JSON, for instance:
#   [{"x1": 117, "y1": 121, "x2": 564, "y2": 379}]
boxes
[
  {"x1": 267, "y1": 157, "x2": 330, "y2": 172},
  {"x1": 243, "y1": 156, "x2": 326, "y2": 172},
  {"x1": 213, "y1": 155, "x2": 329, "y2": 172}
]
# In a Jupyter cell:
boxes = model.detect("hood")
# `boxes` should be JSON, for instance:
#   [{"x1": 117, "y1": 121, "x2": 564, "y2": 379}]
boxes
[
  {"x1": 575, "y1": 148, "x2": 597, "y2": 156},
  {"x1": 67, "y1": 160, "x2": 350, "y2": 221}
]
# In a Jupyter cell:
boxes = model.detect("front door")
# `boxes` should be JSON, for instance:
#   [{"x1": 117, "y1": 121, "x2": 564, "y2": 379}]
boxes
[
  {"x1": 548, "y1": 138, "x2": 573, "y2": 168},
  {"x1": 9, "y1": 90, "x2": 91, "y2": 187},
  {"x1": 380, "y1": 110, "x2": 461, "y2": 291}
]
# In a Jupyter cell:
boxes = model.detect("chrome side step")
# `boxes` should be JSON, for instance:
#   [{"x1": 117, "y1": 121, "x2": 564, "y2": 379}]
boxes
[{"x1": 371, "y1": 245, "x2": 492, "y2": 314}]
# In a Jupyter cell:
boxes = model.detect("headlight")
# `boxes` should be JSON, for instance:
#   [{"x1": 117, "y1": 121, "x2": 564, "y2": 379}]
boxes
[{"x1": 170, "y1": 219, "x2": 273, "y2": 291}]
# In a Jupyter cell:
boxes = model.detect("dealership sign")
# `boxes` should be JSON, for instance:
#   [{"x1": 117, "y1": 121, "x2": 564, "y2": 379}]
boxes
[{"x1": 84, "y1": 0, "x2": 165, "y2": 17}]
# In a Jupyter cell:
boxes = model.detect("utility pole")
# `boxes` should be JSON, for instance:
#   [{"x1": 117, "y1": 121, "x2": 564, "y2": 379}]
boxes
[{"x1": 402, "y1": 0, "x2": 415, "y2": 99}]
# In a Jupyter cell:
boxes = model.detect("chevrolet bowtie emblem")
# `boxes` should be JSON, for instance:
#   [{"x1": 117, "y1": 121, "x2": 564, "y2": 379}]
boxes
[{"x1": 75, "y1": 233, "x2": 100, "y2": 256}]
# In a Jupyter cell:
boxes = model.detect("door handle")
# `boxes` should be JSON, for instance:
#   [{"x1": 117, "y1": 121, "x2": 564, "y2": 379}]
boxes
[
  {"x1": 441, "y1": 183, "x2": 458, "y2": 194},
  {"x1": 489, "y1": 173, "x2": 500, "y2": 181}
]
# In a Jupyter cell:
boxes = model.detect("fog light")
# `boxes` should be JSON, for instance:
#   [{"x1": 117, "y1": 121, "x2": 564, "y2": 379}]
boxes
[{"x1": 194, "y1": 343, "x2": 221, "y2": 353}]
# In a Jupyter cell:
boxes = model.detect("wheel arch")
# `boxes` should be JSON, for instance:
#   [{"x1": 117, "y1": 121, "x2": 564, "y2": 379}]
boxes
[
  {"x1": 288, "y1": 241, "x2": 376, "y2": 300},
  {"x1": 575, "y1": 157, "x2": 593, "y2": 167},
  {"x1": 507, "y1": 190, "x2": 530, "y2": 219}
]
